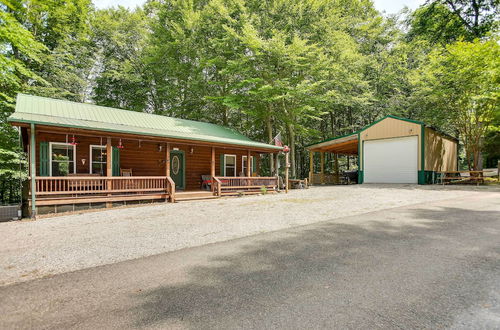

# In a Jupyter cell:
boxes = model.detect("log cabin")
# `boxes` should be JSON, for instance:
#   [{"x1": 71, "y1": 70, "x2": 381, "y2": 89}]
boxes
[{"x1": 8, "y1": 94, "x2": 283, "y2": 217}]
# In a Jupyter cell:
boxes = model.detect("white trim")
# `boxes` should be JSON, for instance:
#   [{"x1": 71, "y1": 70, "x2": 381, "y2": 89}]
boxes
[
  {"x1": 49, "y1": 142, "x2": 76, "y2": 176},
  {"x1": 242, "y1": 155, "x2": 254, "y2": 175},
  {"x1": 224, "y1": 154, "x2": 237, "y2": 177},
  {"x1": 89, "y1": 144, "x2": 107, "y2": 174}
]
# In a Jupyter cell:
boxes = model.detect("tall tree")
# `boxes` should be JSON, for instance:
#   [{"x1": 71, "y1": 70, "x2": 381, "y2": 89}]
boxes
[
  {"x1": 0, "y1": 0, "x2": 46, "y2": 204},
  {"x1": 91, "y1": 6, "x2": 149, "y2": 110},
  {"x1": 408, "y1": 0, "x2": 499, "y2": 43},
  {"x1": 14, "y1": 0, "x2": 96, "y2": 101},
  {"x1": 413, "y1": 38, "x2": 500, "y2": 170}
]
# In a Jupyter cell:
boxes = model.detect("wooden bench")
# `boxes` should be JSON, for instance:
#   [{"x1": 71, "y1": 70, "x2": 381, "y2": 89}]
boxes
[{"x1": 439, "y1": 171, "x2": 486, "y2": 185}]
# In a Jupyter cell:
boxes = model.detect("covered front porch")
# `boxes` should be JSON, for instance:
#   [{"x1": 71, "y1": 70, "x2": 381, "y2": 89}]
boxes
[
  {"x1": 307, "y1": 132, "x2": 359, "y2": 185},
  {"x1": 25, "y1": 125, "x2": 279, "y2": 215},
  {"x1": 9, "y1": 94, "x2": 284, "y2": 217}
]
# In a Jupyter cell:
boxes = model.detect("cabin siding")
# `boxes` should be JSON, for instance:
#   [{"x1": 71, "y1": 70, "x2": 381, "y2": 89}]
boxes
[{"x1": 34, "y1": 131, "x2": 260, "y2": 191}]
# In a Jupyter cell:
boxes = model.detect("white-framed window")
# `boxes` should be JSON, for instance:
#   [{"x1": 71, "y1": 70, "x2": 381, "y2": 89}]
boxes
[
  {"x1": 242, "y1": 155, "x2": 254, "y2": 176},
  {"x1": 224, "y1": 154, "x2": 237, "y2": 177},
  {"x1": 49, "y1": 142, "x2": 76, "y2": 176},
  {"x1": 90, "y1": 145, "x2": 107, "y2": 175}
]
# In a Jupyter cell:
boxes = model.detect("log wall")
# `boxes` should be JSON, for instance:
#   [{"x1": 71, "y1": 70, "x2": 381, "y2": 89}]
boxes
[{"x1": 34, "y1": 131, "x2": 260, "y2": 191}]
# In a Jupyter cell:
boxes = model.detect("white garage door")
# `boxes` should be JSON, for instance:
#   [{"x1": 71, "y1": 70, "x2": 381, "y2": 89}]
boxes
[{"x1": 364, "y1": 136, "x2": 418, "y2": 183}]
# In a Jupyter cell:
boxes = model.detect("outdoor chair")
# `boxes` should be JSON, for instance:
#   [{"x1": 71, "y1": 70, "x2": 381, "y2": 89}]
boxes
[
  {"x1": 120, "y1": 168, "x2": 133, "y2": 176},
  {"x1": 201, "y1": 175, "x2": 212, "y2": 191}
]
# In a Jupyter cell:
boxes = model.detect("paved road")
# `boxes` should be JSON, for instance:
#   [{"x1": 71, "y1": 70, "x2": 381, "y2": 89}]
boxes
[{"x1": 1, "y1": 192, "x2": 499, "y2": 329}]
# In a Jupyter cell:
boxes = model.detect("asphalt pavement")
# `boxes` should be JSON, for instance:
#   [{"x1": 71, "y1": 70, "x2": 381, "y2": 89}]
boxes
[{"x1": 1, "y1": 192, "x2": 499, "y2": 329}]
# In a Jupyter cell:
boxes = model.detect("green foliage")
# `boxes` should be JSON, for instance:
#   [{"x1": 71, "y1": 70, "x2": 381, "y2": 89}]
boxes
[
  {"x1": 260, "y1": 185, "x2": 267, "y2": 195},
  {"x1": 0, "y1": 147, "x2": 27, "y2": 204},
  {"x1": 412, "y1": 38, "x2": 500, "y2": 169},
  {"x1": 408, "y1": 0, "x2": 499, "y2": 43},
  {"x1": 91, "y1": 6, "x2": 149, "y2": 110}
]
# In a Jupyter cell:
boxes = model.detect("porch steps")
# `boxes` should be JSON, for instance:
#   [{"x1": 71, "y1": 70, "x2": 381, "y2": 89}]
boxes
[{"x1": 175, "y1": 191, "x2": 219, "y2": 202}]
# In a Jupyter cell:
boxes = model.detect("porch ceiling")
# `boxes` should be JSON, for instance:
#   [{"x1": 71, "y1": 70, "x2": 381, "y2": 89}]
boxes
[{"x1": 307, "y1": 133, "x2": 358, "y2": 155}]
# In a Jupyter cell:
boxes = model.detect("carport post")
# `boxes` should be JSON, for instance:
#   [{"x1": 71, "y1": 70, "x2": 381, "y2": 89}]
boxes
[
  {"x1": 309, "y1": 151, "x2": 314, "y2": 185},
  {"x1": 334, "y1": 153, "x2": 339, "y2": 183},
  {"x1": 320, "y1": 152, "x2": 325, "y2": 185}
]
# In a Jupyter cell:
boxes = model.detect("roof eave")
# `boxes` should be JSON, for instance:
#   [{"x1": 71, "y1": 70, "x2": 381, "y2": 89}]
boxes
[{"x1": 8, "y1": 117, "x2": 283, "y2": 152}]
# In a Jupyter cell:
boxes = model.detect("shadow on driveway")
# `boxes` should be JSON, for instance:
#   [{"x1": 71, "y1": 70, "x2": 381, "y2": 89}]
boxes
[{"x1": 133, "y1": 205, "x2": 500, "y2": 329}]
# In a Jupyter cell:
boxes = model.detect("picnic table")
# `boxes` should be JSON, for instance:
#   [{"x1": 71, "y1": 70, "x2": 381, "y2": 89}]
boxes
[{"x1": 438, "y1": 170, "x2": 490, "y2": 185}]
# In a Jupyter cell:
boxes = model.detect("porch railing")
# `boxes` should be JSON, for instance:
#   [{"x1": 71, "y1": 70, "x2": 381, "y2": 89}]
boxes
[
  {"x1": 213, "y1": 176, "x2": 278, "y2": 195},
  {"x1": 166, "y1": 176, "x2": 176, "y2": 202},
  {"x1": 33, "y1": 176, "x2": 169, "y2": 195},
  {"x1": 30, "y1": 176, "x2": 175, "y2": 206}
]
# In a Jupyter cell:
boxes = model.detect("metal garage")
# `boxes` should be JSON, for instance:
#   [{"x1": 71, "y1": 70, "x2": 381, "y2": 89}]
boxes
[{"x1": 306, "y1": 115, "x2": 458, "y2": 185}]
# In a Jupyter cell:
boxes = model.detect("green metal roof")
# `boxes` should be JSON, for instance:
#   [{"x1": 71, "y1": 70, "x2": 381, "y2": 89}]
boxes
[{"x1": 8, "y1": 94, "x2": 282, "y2": 151}]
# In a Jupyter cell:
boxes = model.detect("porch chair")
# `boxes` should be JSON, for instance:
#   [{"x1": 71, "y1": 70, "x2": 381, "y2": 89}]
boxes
[
  {"x1": 120, "y1": 168, "x2": 136, "y2": 190},
  {"x1": 120, "y1": 168, "x2": 133, "y2": 176},
  {"x1": 201, "y1": 175, "x2": 212, "y2": 191}
]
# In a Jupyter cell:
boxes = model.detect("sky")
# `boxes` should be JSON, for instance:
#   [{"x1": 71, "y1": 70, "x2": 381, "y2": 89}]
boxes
[{"x1": 93, "y1": 0, "x2": 425, "y2": 14}]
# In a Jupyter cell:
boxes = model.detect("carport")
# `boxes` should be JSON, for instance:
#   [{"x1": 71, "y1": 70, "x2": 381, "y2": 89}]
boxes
[{"x1": 306, "y1": 115, "x2": 458, "y2": 184}]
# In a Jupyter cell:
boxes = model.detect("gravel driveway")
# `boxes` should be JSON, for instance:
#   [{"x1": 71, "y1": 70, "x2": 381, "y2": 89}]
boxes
[{"x1": 0, "y1": 184, "x2": 497, "y2": 285}]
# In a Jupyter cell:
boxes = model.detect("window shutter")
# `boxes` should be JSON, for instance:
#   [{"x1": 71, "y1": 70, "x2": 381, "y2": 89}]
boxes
[
  {"x1": 39, "y1": 142, "x2": 49, "y2": 176},
  {"x1": 219, "y1": 154, "x2": 225, "y2": 176},
  {"x1": 252, "y1": 156, "x2": 257, "y2": 175},
  {"x1": 112, "y1": 147, "x2": 120, "y2": 176}
]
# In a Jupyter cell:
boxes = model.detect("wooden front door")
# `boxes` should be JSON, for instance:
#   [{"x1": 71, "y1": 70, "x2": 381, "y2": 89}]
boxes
[{"x1": 170, "y1": 150, "x2": 185, "y2": 190}]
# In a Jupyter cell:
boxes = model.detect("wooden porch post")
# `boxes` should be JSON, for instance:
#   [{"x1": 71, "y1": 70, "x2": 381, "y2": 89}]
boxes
[
  {"x1": 166, "y1": 143, "x2": 171, "y2": 201},
  {"x1": 106, "y1": 137, "x2": 112, "y2": 208},
  {"x1": 30, "y1": 123, "x2": 36, "y2": 219},
  {"x1": 320, "y1": 151, "x2": 325, "y2": 185},
  {"x1": 309, "y1": 150, "x2": 314, "y2": 185},
  {"x1": 166, "y1": 143, "x2": 171, "y2": 177},
  {"x1": 211, "y1": 147, "x2": 215, "y2": 192},
  {"x1": 334, "y1": 153, "x2": 339, "y2": 184},
  {"x1": 275, "y1": 152, "x2": 280, "y2": 191},
  {"x1": 246, "y1": 150, "x2": 251, "y2": 177}
]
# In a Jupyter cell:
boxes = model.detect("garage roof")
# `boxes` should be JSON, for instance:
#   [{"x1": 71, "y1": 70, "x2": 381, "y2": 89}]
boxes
[
  {"x1": 8, "y1": 94, "x2": 282, "y2": 151},
  {"x1": 305, "y1": 131, "x2": 359, "y2": 154},
  {"x1": 306, "y1": 115, "x2": 457, "y2": 154}
]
